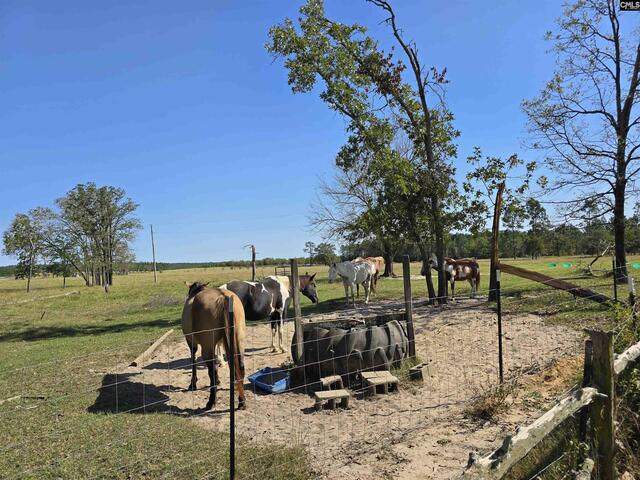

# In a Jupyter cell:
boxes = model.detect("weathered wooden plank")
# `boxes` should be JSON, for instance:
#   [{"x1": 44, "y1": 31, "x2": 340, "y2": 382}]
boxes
[
  {"x1": 130, "y1": 329, "x2": 174, "y2": 367},
  {"x1": 464, "y1": 387, "x2": 601, "y2": 479},
  {"x1": 614, "y1": 339, "x2": 640, "y2": 375},
  {"x1": 499, "y1": 263, "x2": 613, "y2": 304}
]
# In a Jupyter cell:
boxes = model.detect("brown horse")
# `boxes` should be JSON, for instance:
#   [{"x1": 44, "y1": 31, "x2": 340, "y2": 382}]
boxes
[
  {"x1": 423, "y1": 255, "x2": 481, "y2": 299},
  {"x1": 182, "y1": 282, "x2": 247, "y2": 410}
]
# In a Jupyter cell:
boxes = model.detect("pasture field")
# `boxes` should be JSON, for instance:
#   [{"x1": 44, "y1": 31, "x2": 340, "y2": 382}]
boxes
[{"x1": 0, "y1": 255, "x2": 634, "y2": 478}]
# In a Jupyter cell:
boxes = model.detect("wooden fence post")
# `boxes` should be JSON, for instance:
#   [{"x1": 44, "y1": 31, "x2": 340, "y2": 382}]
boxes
[
  {"x1": 402, "y1": 256, "x2": 416, "y2": 358},
  {"x1": 588, "y1": 330, "x2": 615, "y2": 480},
  {"x1": 291, "y1": 258, "x2": 303, "y2": 365},
  {"x1": 496, "y1": 268, "x2": 504, "y2": 384}
]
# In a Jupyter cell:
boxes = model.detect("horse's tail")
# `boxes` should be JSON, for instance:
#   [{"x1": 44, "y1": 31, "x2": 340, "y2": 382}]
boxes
[{"x1": 221, "y1": 292, "x2": 245, "y2": 373}]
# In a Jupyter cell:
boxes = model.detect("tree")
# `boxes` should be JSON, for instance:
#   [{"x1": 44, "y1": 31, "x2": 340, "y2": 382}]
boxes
[
  {"x1": 314, "y1": 242, "x2": 339, "y2": 265},
  {"x1": 267, "y1": 0, "x2": 460, "y2": 302},
  {"x1": 3, "y1": 213, "x2": 43, "y2": 292},
  {"x1": 304, "y1": 241, "x2": 316, "y2": 265},
  {"x1": 503, "y1": 204, "x2": 527, "y2": 259},
  {"x1": 464, "y1": 147, "x2": 536, "y2": 299},
  {"x1": 524, "y1": 199, "x2": 550, "y2": 259},
  {"x1": 523, "y1": 0, "x2": 640, "y2": 282},
  {"x1": 57, "y1": 183, "x2": 141, "y2": 291}
]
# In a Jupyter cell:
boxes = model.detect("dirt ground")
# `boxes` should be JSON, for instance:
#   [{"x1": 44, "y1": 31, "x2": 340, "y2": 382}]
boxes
[{"x1": 112, "y1": 300, "x2": 584, "y2": 479}]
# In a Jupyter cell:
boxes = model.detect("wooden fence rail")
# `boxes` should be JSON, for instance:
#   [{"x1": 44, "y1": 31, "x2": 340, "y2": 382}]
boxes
[
  {"x1": 461, "y1": 334, "x2": 640, "y2": 479},
  {"x1": 463, "y1": 388, "x2": 602, "y2": 478}
]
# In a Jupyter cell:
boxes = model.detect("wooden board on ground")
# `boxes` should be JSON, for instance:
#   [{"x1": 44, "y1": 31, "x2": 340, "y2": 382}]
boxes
[{"x1": 130, "y1": 329, "x2": 174, "y2": 367}]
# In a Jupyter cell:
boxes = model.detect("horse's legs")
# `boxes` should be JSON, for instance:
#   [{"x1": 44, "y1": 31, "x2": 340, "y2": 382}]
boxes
[
  {"x1": 470, "y1": 278, "x2": 476, "y2": 298},
  {"x1": 222, "y1": 331, "x2": 247, "y2": 410},
  {"x1": 364, "y1": 279, "x2": 371, "y2": 304},
  {"x1": 278, "y1": 320, "x2": 284, "y2": 353},
  {"x1": 187, "y1": 337, "x2": 197, "y2": 391},
  {"x1": 343, "y1": 280, "x2": 350, "y2": 305},
  {"x1": 356, "y1": 283, "x2": 360, "y2": 297},
  {"x1": 450, "y1": 280, "x2": 455, "y2": 300},
  {"x1": 270, "y1": 322, "x2": 278, "y2": 353},
  {"x1": 204, "y1": 352, "x2": 217, "y2": 410},
  {"x1": 350, "y1": 283, "x2": 356, "y2": 307}
]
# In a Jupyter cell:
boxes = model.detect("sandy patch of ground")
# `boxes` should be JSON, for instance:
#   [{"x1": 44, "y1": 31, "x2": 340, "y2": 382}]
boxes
[{"x1": 106, "y1": 300, "x2": 584, "y2": 479}]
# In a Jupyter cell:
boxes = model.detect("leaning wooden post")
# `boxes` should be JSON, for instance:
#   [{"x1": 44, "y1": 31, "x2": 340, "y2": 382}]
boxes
[
  {"x1": 489, "y1": 182, "x2": 505, "y2": 301},
  {"x1": 402, "y1": 255, "x2": 416, "y2": 358},
  {"x1": 291, "y1": 258, "x2": 303, "y2": 365},
  {"x1": 588, "y1": 330, "x2": 615, "y2": 480}
]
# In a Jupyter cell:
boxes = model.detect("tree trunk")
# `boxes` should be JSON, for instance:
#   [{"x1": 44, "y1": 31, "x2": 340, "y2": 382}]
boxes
[
  {"x1": 382, "y1": 240, "x2": 395, "y2": 277},
  {"x1": 489, "y1": 182, "x2": 505, "y2": 301},
  {"x1": 417, "y1": 244, "x2": 436, "y2": 303},
  {"x1": 614, "y1": 181, "x2": 628, "y2": 284},
  {"x1": 27, "y1": 254, "x2": 33, "y2": 293},
  {"x1": 382, "y1": 252, "x2": 395, "y2": 277}
]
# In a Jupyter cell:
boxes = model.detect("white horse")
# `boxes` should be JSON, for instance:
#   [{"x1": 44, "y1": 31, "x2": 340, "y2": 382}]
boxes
[{"x1": 328, "y1": 261, "x2": 374, "y2": 306}]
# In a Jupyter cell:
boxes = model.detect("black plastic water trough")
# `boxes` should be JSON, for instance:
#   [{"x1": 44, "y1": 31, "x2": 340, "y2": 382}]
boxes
[{"x1": 290, "y1": 316, "x2": 409, "y2": 385}]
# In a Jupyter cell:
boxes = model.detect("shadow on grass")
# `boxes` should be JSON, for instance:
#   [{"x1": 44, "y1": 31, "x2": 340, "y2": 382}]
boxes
[{"x1": 0, "y1": 317, "x2": 177, "y2": 342}]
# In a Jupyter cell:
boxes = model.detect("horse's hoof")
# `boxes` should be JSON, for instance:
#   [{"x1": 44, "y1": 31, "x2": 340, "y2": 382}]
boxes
[
  {"x1": 238, "y1": 401, "x2": 247, "y2": 410},
  {"x1": 271, "y1": 347, "x2": 278, "y2": 353},
  {"x1": 204, "y1": 401, "x2": 214, "y2": 411},
  {"x1": 187, "y1": 383, "x2": 197, "y2": 391}
]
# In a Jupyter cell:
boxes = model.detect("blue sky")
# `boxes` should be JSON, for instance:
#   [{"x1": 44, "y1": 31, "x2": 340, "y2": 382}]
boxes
[{"x1": 0, "y1": 0, "x2": 561, "y2": 264}]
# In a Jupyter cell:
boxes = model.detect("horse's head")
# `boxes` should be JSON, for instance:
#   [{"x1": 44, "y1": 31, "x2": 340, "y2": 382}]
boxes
[
  {"x1": 185, "y1": 281, "x2": 210, "y2": 298},
  {"x1": 299, "y1": 273, "x2": 318, "y2": 304},
  {"x1": 328, "y1": 263, "x2": 338, "y2": 283}
]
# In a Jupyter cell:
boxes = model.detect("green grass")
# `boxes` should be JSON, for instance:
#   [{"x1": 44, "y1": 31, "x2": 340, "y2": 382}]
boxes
[{"x1": 0, "y1": 255, "x2": 637, "y2": 478}]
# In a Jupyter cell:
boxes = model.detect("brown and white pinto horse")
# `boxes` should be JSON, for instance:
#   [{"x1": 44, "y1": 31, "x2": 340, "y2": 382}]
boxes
[{"x1": 422, "y1": 255, "x2": 481, "y2": 299}]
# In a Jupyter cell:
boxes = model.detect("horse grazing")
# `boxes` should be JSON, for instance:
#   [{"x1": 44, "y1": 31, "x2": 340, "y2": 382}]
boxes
[
  {"x1": 422, "y1": 255, "x2": 480, "y2": 299},
  {"x1": 352, "y1": 256, "x2": 384, "y2": 296},
  {"x1": 220, "y1": 274, "x2": 318, "y2": 353},
  {"x1": 329, "y1": 261, "x2": 374, "y2": 306},
  {"x1": 182, "y1": 282, "x2": 246, "y2": 410}
]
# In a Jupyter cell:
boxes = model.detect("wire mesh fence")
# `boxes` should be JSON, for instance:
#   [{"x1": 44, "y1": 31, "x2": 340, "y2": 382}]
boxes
[{"x1": 1, "y1": 258, "x2": 637, "y2": 479}]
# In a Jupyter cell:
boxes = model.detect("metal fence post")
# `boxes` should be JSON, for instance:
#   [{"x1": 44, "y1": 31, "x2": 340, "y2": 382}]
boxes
[
  {"x1": 496, "y1": 268, "x2": 504, "y2": 384},
  {"x1": 612, "y1": 258, "x2": 617, "y2": 303},
  {"x1": 402, "y1": 256, "x2": 415, "y2": 358},
  {"x1": 627, "y1": 266, "x2": 636, "y2": 308},
  {"x1": 228, "y1": 296, "x2": 235, "y2": 480}
]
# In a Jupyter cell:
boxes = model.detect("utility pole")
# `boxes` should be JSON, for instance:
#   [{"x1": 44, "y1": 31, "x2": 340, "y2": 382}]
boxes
[
  {"x1": 244, "y1": 244, "x2": 256, "y2": 281},
  {"x1": 150, "y1": 224, "x2": 157, "y2": 284}
]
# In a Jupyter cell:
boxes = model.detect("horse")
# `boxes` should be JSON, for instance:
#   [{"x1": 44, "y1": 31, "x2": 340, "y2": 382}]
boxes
[
  {"x1": 352, "y1": 256, "x2": 384, "y2": 296},
  {"x1": 329, "y1": 261, "x2": 374, "y2": 306},
  {"x1": 181, "y1": 282, "x2": 246, "y2": 410},
  {"x1": 220, "y1": 274, "x2": 318, "y2": 353},
  {"x1": 423, "y1": 255, "x2": 480, "y2": 299}
]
